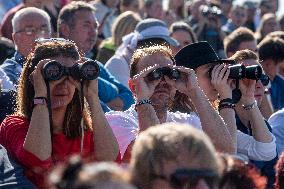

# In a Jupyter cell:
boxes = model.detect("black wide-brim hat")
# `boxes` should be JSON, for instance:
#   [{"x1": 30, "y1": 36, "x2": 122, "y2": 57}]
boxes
[{"x1": 175, "y1": 41, "x2": 228, "y2": 69}]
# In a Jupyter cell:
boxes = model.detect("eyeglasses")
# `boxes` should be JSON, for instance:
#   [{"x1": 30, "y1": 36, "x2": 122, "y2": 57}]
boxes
[
  {"x1": 15, "y1": 26, "x2": 50, "y2": 36},
  {"x1": 152, "y1": 169, "x2": 219, "y2": 189}
]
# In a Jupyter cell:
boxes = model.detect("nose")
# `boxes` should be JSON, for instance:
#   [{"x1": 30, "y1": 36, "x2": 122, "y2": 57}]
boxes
[{"x1": 255, "y1": 80, "x2": 263, "y2": 88}]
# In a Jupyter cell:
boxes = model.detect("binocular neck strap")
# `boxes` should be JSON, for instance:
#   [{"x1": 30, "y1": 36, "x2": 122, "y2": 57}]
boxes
[
  {"x1": 80, "y1": 81, "x2": 85, "y2": 153},
  {"x1": 45, "y1": 81, "x2": 54, "y2": 158}
]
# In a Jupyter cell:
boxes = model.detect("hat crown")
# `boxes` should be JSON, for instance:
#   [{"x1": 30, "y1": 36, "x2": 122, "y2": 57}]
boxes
[{"x1": 175, "y1": 41, "x2": 221, "y2": 69}]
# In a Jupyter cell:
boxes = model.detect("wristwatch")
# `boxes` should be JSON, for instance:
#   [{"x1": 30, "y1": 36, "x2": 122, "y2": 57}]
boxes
[{"x1": 33, "y1": 97, "x2": 47, "y2": 106}]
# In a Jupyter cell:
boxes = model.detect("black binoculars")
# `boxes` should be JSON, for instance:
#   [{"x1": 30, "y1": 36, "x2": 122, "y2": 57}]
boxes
[
  {"x1": 146, "y1": 67, "x2": 181, "y2": 81},
  {"x1": 209, "y1": 64, "x2": 263, "y2": 80},
  {"x1": 42, "y1": 60, "x2": 100, "y2": 81}
]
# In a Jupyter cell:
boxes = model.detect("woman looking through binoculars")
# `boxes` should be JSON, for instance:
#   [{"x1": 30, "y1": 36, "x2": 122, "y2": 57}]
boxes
[{"x1": 0, "y1": 38, "x2": 119, "y2": 188}]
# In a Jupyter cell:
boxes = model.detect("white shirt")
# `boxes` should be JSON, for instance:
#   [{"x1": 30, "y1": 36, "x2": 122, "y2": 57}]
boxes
[
  {"x1": 106, "y1": 105, "x2": 276, "y2": 161},
  {"x1": 106, "y1": 105, "x2": 201, "y2": 157},
  {"x1": 269, "y1": 108, "x2": 284, "y2": 156}
]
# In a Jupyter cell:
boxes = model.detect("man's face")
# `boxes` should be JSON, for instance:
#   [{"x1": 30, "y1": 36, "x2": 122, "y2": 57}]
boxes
[
  {"x1": 146, "y1": 0, "x2": 164, "y2": 20},
  {"x1": 13, "y1": 14, "x2": 51, "y2": 57},
  {"x1": 278, "y1": 62, "x2": 284, "y2": 78},
  {"x1": 135, "y1": 53, "x2": 177, "y2": 106},
  {"x1": 67, "y1": 10, "x2": 98, "y2": 54},
  {"x1": 195, "y1": 63, "x2": 219, "y2": 101}
]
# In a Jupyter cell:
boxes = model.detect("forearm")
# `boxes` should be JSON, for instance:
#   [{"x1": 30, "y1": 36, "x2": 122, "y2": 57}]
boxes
[
  {"x1": 259, "y1": 94, "x2": 274, "y2": 120},
  {"x1": 23, "y1": 105, "x2": 52, "y2": 160},
  {"x1": 247, "y1": 107, "x2": 273, "y2": 142},
  {"x1": 187, "y1": 88, "x2": 236, "y2": 153},
  {"x1": 219, "y1": 108, "x2": 237, "y2": 151},
  {"x1": 88, "y1": 97, "x2": 119, "y2": 161},
  {"x1": 137, "y1": 104, "x2": 160, "y2": 132}
]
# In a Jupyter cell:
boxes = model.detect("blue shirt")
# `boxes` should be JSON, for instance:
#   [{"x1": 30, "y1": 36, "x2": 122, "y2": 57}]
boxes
[
  {"x1": 0, "y1": 145, "x2": 36, "y2": 189},
  {"x1": 0, "y1": 51, "x2": 25, "y2": 86},
  {"x1": 271, "y1": 75, "x2": 284, "y2": 111},
  {"x1": 97, "y1": 61, "x2": 134, "y2": 110}
]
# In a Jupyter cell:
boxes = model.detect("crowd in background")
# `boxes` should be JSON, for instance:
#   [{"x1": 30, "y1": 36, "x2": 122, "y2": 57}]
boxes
[{"x1": 0, "y1": 0, "x2": 284, "y2": 189}]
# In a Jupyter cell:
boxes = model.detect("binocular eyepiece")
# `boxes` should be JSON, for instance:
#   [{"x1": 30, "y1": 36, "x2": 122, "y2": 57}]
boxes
[
  {"x1": 209, "y1": 64, "x2": 263, "y2": 80},
  {"x1": 147, "y1": 67, "x2": 181, "y2": 81},
  {"x1": 42, "y1": 60, "x2": 100, "y2": 81}
]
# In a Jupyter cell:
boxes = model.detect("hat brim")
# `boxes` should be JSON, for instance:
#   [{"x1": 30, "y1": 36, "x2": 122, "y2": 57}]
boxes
[{"x1": 140, "y1": 35, "x2": 180, "y2": 47}]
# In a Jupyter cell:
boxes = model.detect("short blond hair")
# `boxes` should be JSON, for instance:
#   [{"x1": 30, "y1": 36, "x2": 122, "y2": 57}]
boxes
[
  {"x1": 229, "y1": 49, "x2": 259, "y2": 64},
  {"x1": 130, "y1": 123, "x2": 221, "y2": 189},
  {"x1": 130, "y1": 45, "x2": 174, "y2": 78}
]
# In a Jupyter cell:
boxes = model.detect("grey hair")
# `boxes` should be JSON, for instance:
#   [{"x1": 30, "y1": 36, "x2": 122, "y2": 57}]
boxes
[{"x1": 12, "y1": 7, "x2": 51, "y2": 33}]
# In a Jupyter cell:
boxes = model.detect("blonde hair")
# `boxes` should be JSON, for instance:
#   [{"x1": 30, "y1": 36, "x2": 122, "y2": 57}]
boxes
[
  {"x1": 111, "y1": 11, "x2": 141, "y2": 47},
  {"x1": 130, "y1": 45, "x2": 174, "y2": 78},
  {"x1": 130, "y1": 122, "x2": 221, "y2": 189}
]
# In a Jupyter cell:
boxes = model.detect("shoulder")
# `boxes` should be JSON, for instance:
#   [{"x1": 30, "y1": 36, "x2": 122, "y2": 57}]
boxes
[{"x1": 269, "y1": 109, "x2": 284, "y2": 126}]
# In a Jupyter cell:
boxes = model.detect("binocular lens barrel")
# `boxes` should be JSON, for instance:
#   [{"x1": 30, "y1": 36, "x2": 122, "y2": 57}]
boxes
[
  {"x1": 42, "y1": 60, "x2": 100, "y2": 81},
  {"x1": 228, "y1": 64, "x2": 262, "y2": 80}
]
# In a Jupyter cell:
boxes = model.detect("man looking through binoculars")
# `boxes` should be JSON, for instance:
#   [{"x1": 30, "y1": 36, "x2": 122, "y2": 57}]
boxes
[{"x1": 106, "y1": 45, "x2": 236, "y2": 162}]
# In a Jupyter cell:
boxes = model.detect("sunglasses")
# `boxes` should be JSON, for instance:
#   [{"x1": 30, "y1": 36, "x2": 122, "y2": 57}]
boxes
[
  {"x1": 146, "y1": 67, "x2": 181, "y2": 81},
  {"x1": 152, "y1": 169, "x2": 219, "y2": 189}
]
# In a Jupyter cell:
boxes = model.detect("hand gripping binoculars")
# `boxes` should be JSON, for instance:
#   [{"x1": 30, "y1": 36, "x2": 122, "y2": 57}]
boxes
[
  {"x1": 42, "y1": 60, "x2": 100, "y2": 81},
  {"x1": 209, "y1": 63, "x2": 263, "y2": 80},
  {"x1": 146, "y1": 67, "x2": 181, "y2": 81}
]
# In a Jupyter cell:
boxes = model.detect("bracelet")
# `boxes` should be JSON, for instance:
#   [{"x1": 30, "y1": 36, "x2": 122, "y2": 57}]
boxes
[
  {"x1": 242, "y1": 100, "x2": 257, "y2": 111},
  {"x1": 219, "y1": 98, "x2": 234, "y2": 104},
  {"x1": 33, "y1": 97, "x2": 47, "y2": 106},
  {"x1": 218, "y1": 103, "x2": 235, "y2": 111},
  {"x1": 136, "y1": 99, "x2": 152, "y2": 106}
]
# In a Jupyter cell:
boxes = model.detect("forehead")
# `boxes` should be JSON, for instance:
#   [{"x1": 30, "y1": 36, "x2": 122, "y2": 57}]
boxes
[
  {"x1": 74, "y1": 10, "x2": 97, "y2": 23},
  {"x1": 17, "y1": 14, "x2": 48, "y2": 28},
  {"x1": 241, "y1": 58, "x2": 261, "y2": 66},
  {"x1": 136, "y1": 53, "x2": 174, "y2": 72},
  {"x1": 50, "y1": 56, "x2": 78, "y2": 67},
  {"x1": 238, "y1": 40, "x2": 257, "y2": 51}
]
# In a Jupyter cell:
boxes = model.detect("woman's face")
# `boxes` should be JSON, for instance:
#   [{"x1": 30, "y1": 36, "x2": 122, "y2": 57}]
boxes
[
  {"x1": 242, "y1": 59, "x2": 265, "y2": 105},
  {"x1": 262, "y1": 17, "x2": 280, "y2": 36},
  {"x1": 195, "y1": 64, "x2": 219, "y2": 101},
  {"x1": 171, "y1": 30, "x2": 194, "y2": 55},
  {"x1": 48, "y1": 56, "x2": 78, "y2": 109}
]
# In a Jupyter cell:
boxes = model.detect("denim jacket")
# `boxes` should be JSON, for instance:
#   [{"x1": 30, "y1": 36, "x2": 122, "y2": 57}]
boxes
[{"x1": 0, "y1": 51, "x2": 25, "y2": 86}]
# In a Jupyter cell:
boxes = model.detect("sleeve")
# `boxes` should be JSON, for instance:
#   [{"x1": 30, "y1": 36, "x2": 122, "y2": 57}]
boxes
[
  {"x1": 236, "y1": 130, "x2": 277, "y2": 161},
  {"x1": 105, "y1": 57, "x2": 130, "y2": 88},
  {"x1": 0, "y1": 68, "x2": 15, "y2": 90},
  {"x1": 269, "y1": 111, "x2": 284, "y2": 156},
  {"x1": 98, "y1": 77, "x2": 119, "y2": 102},
  {"x1": 0, "y1": 117, "x2": 52, "y2": 171},
  {"x1": 0, "y1": 60, "x2": 18, "y2": 85},
  {"x1": 98, "y1": 62, "x2": 134, "y2": 110},
  {"x1": 106, "y1": 112, "x2": 138, "y2": 159}
]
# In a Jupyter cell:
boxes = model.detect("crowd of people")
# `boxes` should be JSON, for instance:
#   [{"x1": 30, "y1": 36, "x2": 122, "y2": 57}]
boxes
[{"x1": 0, "y1": 0, "x2": 284, "y2": 189}]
